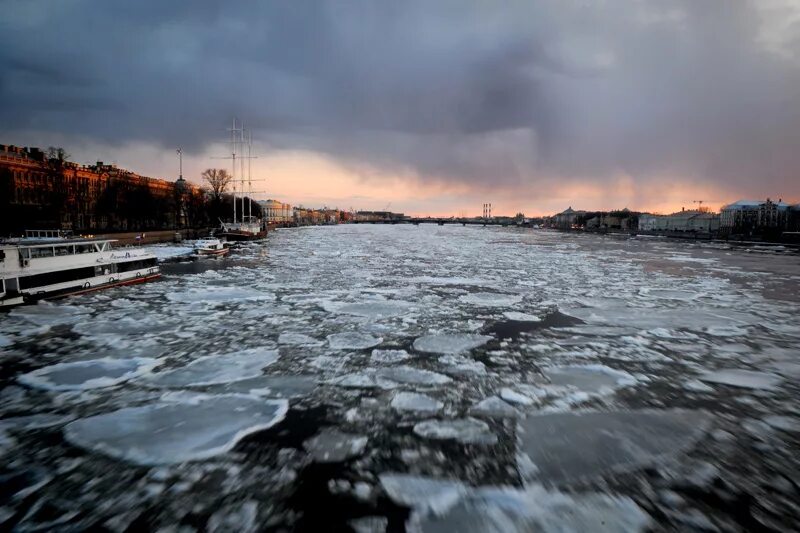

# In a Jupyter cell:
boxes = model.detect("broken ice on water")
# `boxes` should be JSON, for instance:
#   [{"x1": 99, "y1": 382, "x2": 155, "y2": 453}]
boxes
[
  {"x1": 391, "y1": 391, "x2": 444, "y2": 413},
  {"x1": 303, "y1": 428, "x2": 369, "y2": 463},
  {"x1": 327, "y1": 332, "x2": 383, "y2": 350},
  {"x1": 542, "y1": 364, "x2": 637, "y2": 395},
  {"x1": 277, "y1": 332, "x2": 323, "y2": 346},
  {"x1": 698, "y1": 368, "x2": 783, "y2": 390},
  {"x1": 370, "y1": 349, "x2": 411, "y2": 364},
  {"x1": 141, "y1": 348, "x2": 279, "y2": 387},
  {"x1": 469, "y1": 396, "x2": 522, "y2": 418},
  {"x1": 413, "y1": 484, "x2": 650, "y2": 533},
  {"x1": 64, "y1": 394, "x2": 288, "y2": 465},
  {"x1": 459, "y1": 292, "x2": 522, "y2": 307},
  {"x1": 413, "y1": 418, "x2": 497, "y2": 445},
  {"x1": 376, "y1": 366, "x2": 452, "y2": 386},
  {"x1": 336, "y1": 300, "x2": 411, "y2": 318},
  {"x1": 18, "y1": 358, "x2": 160, "y2": 391},
  {"x1": 5, "y1": 224, "x2": 800, "y2": 530},
  {"x1": 412, "y1": 333, "x2": 492, "y2": 354},
  {"x1": 378, "y1": 474, "x2": 468, "y2": 516},
  {"x1": 517, "y1": 410, "x2": 711, "y2": 485}
]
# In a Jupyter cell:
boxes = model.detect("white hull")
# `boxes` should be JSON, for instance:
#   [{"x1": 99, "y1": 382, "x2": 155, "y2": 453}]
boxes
[{"x1": 1, "y1": 236, "x2": 160, "y2": 307}]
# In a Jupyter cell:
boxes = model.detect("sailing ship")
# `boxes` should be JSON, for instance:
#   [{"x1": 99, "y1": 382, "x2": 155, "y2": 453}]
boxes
[
  {"x1": 1, "y1": 230, "x2": 160, "y2": 308},
  {"x1": 218, "y1": 119, "x2": 267, "y2": 241}
]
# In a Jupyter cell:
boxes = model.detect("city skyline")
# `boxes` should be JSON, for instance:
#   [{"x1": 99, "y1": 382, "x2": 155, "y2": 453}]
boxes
[{"x1": 2, "y1": 1, "x2": 800, "y2": 216}]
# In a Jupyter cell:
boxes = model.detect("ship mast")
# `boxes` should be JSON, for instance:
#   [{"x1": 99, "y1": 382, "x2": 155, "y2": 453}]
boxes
[
  {"x1": 218, "y1": 118, "x2": 259, "y2": 228},
  {"x1": 229, "y1": 118, "x2": 239, "y2": 225},
  {"x1": 247, "y1": 130, "x2": 253, "y2": 222}
]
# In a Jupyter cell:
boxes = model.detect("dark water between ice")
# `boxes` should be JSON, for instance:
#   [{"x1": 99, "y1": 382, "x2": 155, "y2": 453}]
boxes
[{"x1": 1, "y1": 226, "x2": 799, "y2": 531}]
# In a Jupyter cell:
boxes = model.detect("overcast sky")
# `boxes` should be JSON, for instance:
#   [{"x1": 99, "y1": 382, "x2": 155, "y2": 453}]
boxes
[{"x1": 2, "y1": 0, "x2": 799, "y2": 215}]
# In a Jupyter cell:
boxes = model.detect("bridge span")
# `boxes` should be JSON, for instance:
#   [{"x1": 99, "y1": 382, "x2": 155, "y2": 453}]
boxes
[{"x1": 351, "y1": 218, "x2": 531, "y2": 227}]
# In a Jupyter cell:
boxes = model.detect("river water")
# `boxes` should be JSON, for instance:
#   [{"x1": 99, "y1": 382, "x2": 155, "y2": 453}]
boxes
[{"x1": 1, "y1": 225, "x2": 799, "y2": 531}]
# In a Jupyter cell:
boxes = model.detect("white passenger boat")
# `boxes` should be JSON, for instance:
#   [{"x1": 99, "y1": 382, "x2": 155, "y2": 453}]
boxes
[
  {"x1": 0, "y1": 231, "x2": 160, "y2": 308},
  {"x1": 193, "y1": 238, "x2": 230, "y2": 257}
]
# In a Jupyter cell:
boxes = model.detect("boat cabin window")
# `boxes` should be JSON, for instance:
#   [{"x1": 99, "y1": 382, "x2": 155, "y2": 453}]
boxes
[
  {"x1": 76, "y1": 244, "x2": 95, "y2": 254},
  {"x1": 54, "y1": 245, "x2": 71, "y2": 256},
  {"x1": 28, "y1": 247, "x2": 55, "y2": 259},
  {"x1": 117, "y1": 258, "x2": 158, "y2": 272},
  {"x1": 19, "y1": 266, "x2": 97, "y2": 290},
  {"x1": 0, "y1": 250, "x2": 5, "y2": 263}
]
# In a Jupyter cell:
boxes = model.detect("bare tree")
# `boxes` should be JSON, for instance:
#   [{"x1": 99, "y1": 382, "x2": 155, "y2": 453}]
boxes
[
  {"x1": 202, "y1": 168, "x2": 231, "y2": 201},
  {"x1": 46, "y1": 146, "x2": 71, "y2": 163}
]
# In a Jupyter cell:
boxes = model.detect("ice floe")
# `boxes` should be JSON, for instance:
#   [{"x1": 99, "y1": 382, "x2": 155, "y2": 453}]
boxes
[
  {"x1": 377, "y1": 366, "x2": 452, "y2": 386},
  {"x1": 332, "y1": 372, "x2": 396, "y2": 389},
  {"x1": 502, "y1": 311, "x2": 541, "y2": 322},
  {"x1": 336, "y1": 301, "x2": 410, "y2": 318},
  {"x1": 277, "y1": 332, "x2": 323, "y2": 346},
  {"x1": 18, "y1": 358, "x2": 159, "y2": 391},
  {"x1": 413, "y1": 333, "x2": 492, "y2": 354},
  {"x1": 413, "y1": 418, "x2": 496, "y2": 445},
  {"x1": 518, "y1": 410, "x2": 711, "y2": 484},
  {"x1": 142, "y1": 348, "x2": 279, "y2": 387},
  {"x1": 166, "y1": 286, "x2": 274, "y2": 304},
  {"x1": 378, "y1": 474, "x2": 468, "y2": 516},
  {"x1": 459, "y1": 292, "x2": 522, "y2": 307},
  {"x1": 438, "y1": 355, "x2": 487, "y2": 376},
  {"x1": 413, "y1": 484, "x2": 650, "y2": 532},
  {"x1": 542, "y1": 365, "x2": 638, "y2": 395},
  {"x1": 303, "y1": 428, "x2": 368, "y2": 463},
  {"x1": 699, "y1": 369, "x2": 783, "y2": 390},
  {"x1": 469, "y1": 396, "x2": 522, "y2": 418},
  {"x1": 370, "y1": 349, "x2": 411, "y2": 364},
  {"x1": 64, "y1": 394, "x2": 288, "y2": 465},
  {"x1": 327, "y1": 332, "x2": 383, "y2": 350},
  {"x1": 208, "y1": 375, "x2": 317, "y2": 398},
  {"x1": 499, "y1": 388, "x2": 535, "y2": 406},
  {"x1": 391, "y1": 392, "x2": 443, "y2": 413}
]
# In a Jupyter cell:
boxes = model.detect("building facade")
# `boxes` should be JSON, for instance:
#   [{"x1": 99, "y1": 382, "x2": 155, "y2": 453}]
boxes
[
  {"x1": 0, "y1": 144, "x2": 203, "y2": 235},
  {"x1": 638, "y1": 209, "x2": 720, "y2": 233},
  {"x1": 259, "y1": 199, "x2": 293, "y2": 224},
  {"x1": 550, "y1": 207, "x2": 587, "y2": 229},
  {"x1": 720, "y1": 199, "x2": 791, "y2": 233}
]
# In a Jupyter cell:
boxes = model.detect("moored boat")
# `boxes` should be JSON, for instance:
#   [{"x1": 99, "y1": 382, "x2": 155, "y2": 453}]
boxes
[
  {"x1": 216, "y1": 119, "x2": 268, "y2": 241},
  {"x1": 1, "y1": 231, "x2": 160, "y2": 308},
  {"x1": 193, "y1": 238, "x2": 230, "y2": 257},
  {"x1": 218, "y1": 219, "x2": 267, "y2": 241}
]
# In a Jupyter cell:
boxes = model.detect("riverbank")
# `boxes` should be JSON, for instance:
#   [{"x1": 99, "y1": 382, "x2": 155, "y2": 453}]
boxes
[
  {"x1": 94, "y1": 228, "x2": 215, "y2": 247},
  {"x1": 546, "y1": 227, "x2": 800, "y2": 251}
]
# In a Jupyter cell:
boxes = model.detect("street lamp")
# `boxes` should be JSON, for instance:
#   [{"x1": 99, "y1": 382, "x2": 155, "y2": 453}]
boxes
[{"x1": 175, "y1": 148, "x2": 187, "y2": 229}]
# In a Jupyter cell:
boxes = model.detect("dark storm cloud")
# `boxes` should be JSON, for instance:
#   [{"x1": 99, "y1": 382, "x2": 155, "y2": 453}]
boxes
[{"x1": 1, "y1": 0, "x2": 799, "y2": 192}]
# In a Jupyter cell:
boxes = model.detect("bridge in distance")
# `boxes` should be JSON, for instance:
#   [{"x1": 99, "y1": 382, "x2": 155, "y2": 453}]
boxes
[{"x1": 351, "y1": 217, "x2": 532, "y2": 227}]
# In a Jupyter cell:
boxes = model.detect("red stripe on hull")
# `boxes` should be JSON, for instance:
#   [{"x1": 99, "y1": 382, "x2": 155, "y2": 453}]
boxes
[{"x1": 51, "y1": 273, "x2": 162, "y2": 300}]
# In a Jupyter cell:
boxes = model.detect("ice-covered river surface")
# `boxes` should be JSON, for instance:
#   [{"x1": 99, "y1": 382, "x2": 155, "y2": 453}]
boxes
[{"x1": 1, "y1": 225, "x2": 799, "y2": 532}]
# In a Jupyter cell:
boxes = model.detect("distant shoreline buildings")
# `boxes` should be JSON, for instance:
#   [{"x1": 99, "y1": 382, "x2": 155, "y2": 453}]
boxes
[
  {"x1": 3, "y1": 142, "x2": 799, "y2": 241},
  {"x1": 0, "y1": 143, "x2": 354, "y2": 236},
  {"x1": 0, "y1": 144, "x2": 205, "y2": 234},
  {"x1": 548, "y1": 198, "x2": 800, "y2": 240}
]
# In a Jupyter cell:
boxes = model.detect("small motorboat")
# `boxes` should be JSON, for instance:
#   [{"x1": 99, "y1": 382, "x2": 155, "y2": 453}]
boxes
[{"x1": 193, "y1": 238, "x2": 230, "y2": 257}]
